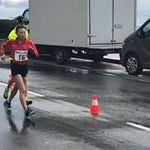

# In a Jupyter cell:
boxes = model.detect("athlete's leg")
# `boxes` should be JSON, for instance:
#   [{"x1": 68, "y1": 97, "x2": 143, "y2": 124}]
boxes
[
  {"x1": 3, "y1": 78, "x2": 16, "y2": 114},
  {"x1": 13, "y1": 74, "x2": 28, "y2": 110},
  {"x1": 23, "y1": 76, "x2": 28, "y2": 97},
  {"x1": 13, "y1": 74, "x2": 35, "y2": 116},
  {"x1": 6, "y1": 76, "x2": 32, "y2": 106},
  {"x1": 7, "y1": 78, "x2": 14, "y2": 89},
  {"x1": 23, "y1": 76, "x2": 33, "y2": 105},
  {"x1": 3, "y1": 78, "x2": 14, "y2": 99},
  {"x1": 22, "y1": 76, "x2": 34, "y2": 116},
  {"x1": 7, "y1": 84, "x2": 18, "y2": 103}
]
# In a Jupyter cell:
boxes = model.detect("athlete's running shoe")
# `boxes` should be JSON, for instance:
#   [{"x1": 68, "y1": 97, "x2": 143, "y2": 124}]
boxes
[
  {"x1": 3, "y1": 88, "x2": 9, "y2": 99},
  {"x1": 25, "y1": 97, "x2": 33, "y2": 106},
  {"x1": 4, "y1": 101, "x2": 11, "y2": 115},
  {"x1": 25, "y1": 107, "x2": 35, "y2": 117}
]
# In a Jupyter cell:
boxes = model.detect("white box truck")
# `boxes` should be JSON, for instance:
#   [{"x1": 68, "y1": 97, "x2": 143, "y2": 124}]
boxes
[{"x1": 26, "y1": 0, "x2": 137, "y2": 63}]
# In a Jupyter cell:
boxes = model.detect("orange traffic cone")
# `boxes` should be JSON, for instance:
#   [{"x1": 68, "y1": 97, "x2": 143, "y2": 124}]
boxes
[
  {"x1": 90, "y1": 95, "x2": 101, "y2": 115},
  {"x1": 9, "y1": 74, "x2": 15, "y2": 89}
]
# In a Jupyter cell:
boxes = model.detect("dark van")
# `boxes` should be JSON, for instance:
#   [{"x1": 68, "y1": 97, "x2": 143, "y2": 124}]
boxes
[{"x1": 120, "y1": 19, "x2": 150, "y2": 75}]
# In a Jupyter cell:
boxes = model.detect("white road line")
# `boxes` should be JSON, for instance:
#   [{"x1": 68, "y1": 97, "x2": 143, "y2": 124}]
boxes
[
  {"x1": 0, "y1": 82, "x2": 7, "y2": 87},
  {"x1": 28, "y1": 91, "x2": 45, "y2": 97},
  {"x1": 0, "y1": 82, "x2": 45, "y2": 98},
  {"x1": 126, "y1": 122, "x2": 150, "y2": 132}
]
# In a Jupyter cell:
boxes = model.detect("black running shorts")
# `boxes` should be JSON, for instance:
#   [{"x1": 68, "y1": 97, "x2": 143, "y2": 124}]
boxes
[{"x1": 11, "y1": 62, "x2": 28, "y2": 77}]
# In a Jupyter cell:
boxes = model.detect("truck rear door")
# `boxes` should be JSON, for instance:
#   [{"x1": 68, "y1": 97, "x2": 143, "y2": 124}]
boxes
[
  {"x1": 113, "y1": 0, "x2": 136, "y2": 44},
  {"x1": 89, "y1": 0, "x2": 113, "y2": 45},
  {"x1": 89, "y1": 0, "x2": 136, "y2": 46}
]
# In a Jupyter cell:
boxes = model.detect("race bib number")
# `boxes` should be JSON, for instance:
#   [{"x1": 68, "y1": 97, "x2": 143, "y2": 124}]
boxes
[{"x1": 15, "y1": 50, "x2": 28, "y2": 62}]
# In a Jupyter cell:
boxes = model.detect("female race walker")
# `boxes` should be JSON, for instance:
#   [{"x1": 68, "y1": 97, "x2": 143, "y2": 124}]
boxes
[
  {"x1": 0, "y1": 25, "x2": 39, "y2": 117},
  {"x1": 3, "y1": 16, "x2": 32, "y2": 106}
]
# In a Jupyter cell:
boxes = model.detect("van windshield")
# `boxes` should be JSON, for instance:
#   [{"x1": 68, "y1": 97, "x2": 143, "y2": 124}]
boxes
[
  {"x1": 23, "y1": 10, "x2": 29, "y2": 25},
  {"x1": 142, "y1": 22, "x2": 150, "y2": 37}
]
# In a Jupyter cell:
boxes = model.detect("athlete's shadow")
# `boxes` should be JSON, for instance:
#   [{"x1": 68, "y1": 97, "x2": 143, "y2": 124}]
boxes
[{"x1": 7, "y1": 116, "x2": 35, "y2": 134}]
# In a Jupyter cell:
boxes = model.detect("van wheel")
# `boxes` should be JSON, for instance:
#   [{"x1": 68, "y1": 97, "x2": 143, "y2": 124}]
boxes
[
  {"x1": 125, "y1": 54, "x2": 143, "y2": 75},
  {"x1": 55, "y1": 50, "x2": 68, "y2": 64}
]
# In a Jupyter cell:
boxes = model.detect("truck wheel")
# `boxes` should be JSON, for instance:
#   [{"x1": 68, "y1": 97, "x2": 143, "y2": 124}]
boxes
[
  {"x1": 55, "y1": 50, "x2": 68, "y2": 64},
  {"x1": 125, "y1": 54, "x2": 143, "y2": 75},
  {"x1": 92, "y1": 55, "x2": 103, "y2": 63}
]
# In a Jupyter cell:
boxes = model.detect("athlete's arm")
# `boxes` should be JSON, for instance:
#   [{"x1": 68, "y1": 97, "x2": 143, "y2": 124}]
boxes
[
  {"x1": 0, "y1": 40, "x2": 11, "y2": 58},
  {"x1": 28, "y1": 40, "x2": 39, "y2": 58}
]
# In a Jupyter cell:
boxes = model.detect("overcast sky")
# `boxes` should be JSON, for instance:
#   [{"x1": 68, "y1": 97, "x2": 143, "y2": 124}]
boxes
[
  {"x1": 0, "y1": 0, "x2": 28, "y2": 19},
  {"x1": 0, "y1": 0, "x2": 150, "y2": 26}
]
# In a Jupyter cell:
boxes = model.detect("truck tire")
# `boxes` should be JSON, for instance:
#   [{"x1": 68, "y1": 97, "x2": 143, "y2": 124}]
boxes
[
  {"x1": 55, "y1": 50, "x2": 68, "y2": 64},
  {"x1": 125, "y1": 54, "x2": 143, "y2": 75},
  {"x1": 92, "y1": 55, "x2": 103, "y2": 63}
]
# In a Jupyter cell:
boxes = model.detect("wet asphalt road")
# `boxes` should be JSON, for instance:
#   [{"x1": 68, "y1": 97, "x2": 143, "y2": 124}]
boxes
[{"x1": 0, "y1": 58, "x2": 150, "y2": 150}]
